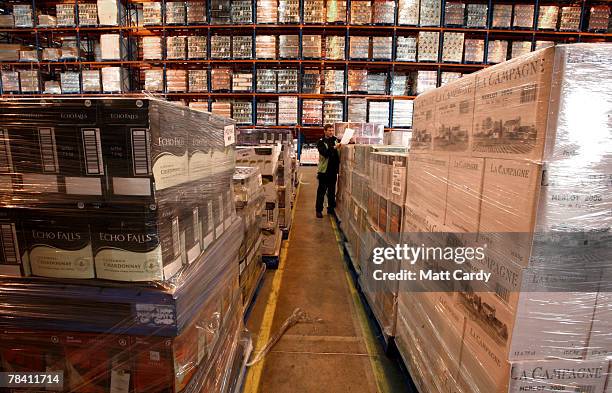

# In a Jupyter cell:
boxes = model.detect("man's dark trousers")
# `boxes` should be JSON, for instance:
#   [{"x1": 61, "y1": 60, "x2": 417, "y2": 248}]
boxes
[{"x1": 316, "y1": 171, "x2": 337, "y2": 213}]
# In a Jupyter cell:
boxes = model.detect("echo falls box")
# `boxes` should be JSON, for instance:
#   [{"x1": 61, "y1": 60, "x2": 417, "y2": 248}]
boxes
[{"x1": 0, "y1": 100, "x2": 104, "y2": 204}]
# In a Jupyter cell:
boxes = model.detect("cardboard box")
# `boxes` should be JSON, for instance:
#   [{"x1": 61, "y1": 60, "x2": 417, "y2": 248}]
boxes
[
  {"x1": 410, "y1": 90, "x2": 436, "y2": 151},
  {"x1": 91, "y1": 194, "x2": 182, "y2": 282},
  {"x1": 100, "y1": 34, "x2": 123, "y2": 60},
  {"x1": 460, "y1": 346, "x2": 609, "y2": 393},
  {"x1": 398, "y1": 291, "x2": 465, "y2": 367},
  {"x1": 24, "y1": 212, "x2": 95, "y2": 279},
  {"x1": 406, "y1": 153, "x2": 449, "y2": 223},
  {"x1": 0, "y1": 209, "x2": 28, "y2": 277},
  {"x1": 433, "y1": 74, "x2": 475, "y2": 154},
  {"x1": 100, "y1": 99, "x2": 188, "y2": 200},
  {"x1": 97, "y1": 0, "x2": 121, "y2": 25},
  {"x1": 478, "y1": 158, "x2": 542, "y2": 266},
  {"x1": 471, "y1": 46, "x2": 553, "y2": 161},
  {"x1": 588, "y1": 291, "x2": 612, "y2": 359},
  {"x1": 0, "y1": 100, "x2": 104, "y2": 202},
  {"x1": 445, "y1": 156, "x2": 484, "y2": 233}
]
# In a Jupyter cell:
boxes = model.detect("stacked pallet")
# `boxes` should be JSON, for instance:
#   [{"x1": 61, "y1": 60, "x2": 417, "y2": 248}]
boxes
[
  {"x1": 0, "y1": 98, "x2": 249, "y2": 392},
  {"x1": 336, "y1": 44, "x2": 612, "y2": 393}
]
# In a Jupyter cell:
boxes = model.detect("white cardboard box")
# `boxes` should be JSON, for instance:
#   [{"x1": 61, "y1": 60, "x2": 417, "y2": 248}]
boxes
[
  {"x1": 445, "y1": 156, "x2": 484, "y2": 233},
  {"x1": 432, "y1": 74, "x2": 475, "y2": 154},
  {"x1": 406, "y1": 153, "x2": 449, "y2": 223}
]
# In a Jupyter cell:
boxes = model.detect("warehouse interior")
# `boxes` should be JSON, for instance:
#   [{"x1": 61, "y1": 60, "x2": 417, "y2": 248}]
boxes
[{"x1": 0, "y1": 0, "x2": 611, "y2": 392}]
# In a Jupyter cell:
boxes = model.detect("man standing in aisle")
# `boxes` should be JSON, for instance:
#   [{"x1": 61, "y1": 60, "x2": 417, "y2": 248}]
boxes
[{"x1": 316, "y1": 124, "x2": 341, "y2": 218}]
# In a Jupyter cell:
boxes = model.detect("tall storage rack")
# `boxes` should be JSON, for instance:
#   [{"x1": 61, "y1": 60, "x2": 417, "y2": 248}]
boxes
[{"x1": 1, "y1": 0, "x2": 612, "y2": 141}]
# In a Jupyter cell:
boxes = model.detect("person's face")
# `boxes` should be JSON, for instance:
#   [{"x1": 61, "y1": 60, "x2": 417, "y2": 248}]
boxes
[{"x1": 324, "y1": 127, "x2": 334, "y2": 138}]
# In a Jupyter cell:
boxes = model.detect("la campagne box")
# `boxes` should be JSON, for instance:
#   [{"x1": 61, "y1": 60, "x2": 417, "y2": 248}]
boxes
[
  {"x1": 398, "y1": 291, "x2": 465, "y2": 369},
  {"x1": 397, "y1": 293, "x2": 464, "y2": 388},
  {"x1": 471, "y1": 47, "x2": 555, "y2": 161},
  {"x1": 588, "y1": 291, "x2": 612, "y2": 359},
  {"x1": 535, "y1": 44, "x2": 612, "y2": 234},
  {"x1": 459, "y1": 347, "x2": 609, "y2": 393},
  {"x1": 406, "y1": 152, "x2": 450, "y2": 223},
  {"x1": 471, "y1": 44, "x2": 612, "y2": 165},
  {"x1": 445, "y1": 155, "x2": 484, "y2": 233},
  {"x1": 432, "y1": 73, "x2": 475, "y2": 154},
  {"x1": 480, "y1": 155, "x2": 611, "y2": 268},
  {"x1": 459, "y1": 243, "x2": 598, "y2": 359},
  {"x1": 478, "y1": 158, "x2": 542, "y2": 266},
  {"x1": 410, "y1": 89, "x2": 436, "y2": 151}
]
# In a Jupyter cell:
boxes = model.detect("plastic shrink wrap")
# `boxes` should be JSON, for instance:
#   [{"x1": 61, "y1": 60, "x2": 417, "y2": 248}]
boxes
[
  {"x1": 396, "y1": 43, "x2": 612, "y2": 393},
  {"x1": 0, "y1": 98, "x2": 250, "y2": 393},
  {"x1": 336, "y1": 144, "x2": 408, "y2": 341},
  {"x1": 233, "y1": 167, "x2": 265, "y2": 308},
  {"x1": 335, "y1": 43, "x2": 612, "y2": 393},
  {"x1": 235, "y1": 128, "x2": 295, "y2": 237}
]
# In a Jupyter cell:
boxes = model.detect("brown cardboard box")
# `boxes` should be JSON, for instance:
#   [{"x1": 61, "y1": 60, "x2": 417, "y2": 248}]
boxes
[
  {"x1": 410, "y1": 90, "x2": 436, "y2": 151},
  {"x1": 478, "y1": 158, "x2": 542, "y2": 267},
  {"x1": 459, "y1": 344, "x2": 609, "y2": 393},
  {"x1": 402, "y1": 201, "x2": 445, "y2": 234},
  {"x1": 433, "y1": 74, "x2": 475, "y2": 154},
  {"x1": 588, "y1": 291, "x2": 612, "y2": 359},
  {"x1": 398, "y1": 291, "x2": 465, "y2": 367},
  {"x1": 406, "y1": 153, "x2": 450, "y2": 223},
  {"x1": 445, "y1": 156, "x2": 484, "y2": 233},
  {"x1": 471, "y1": 47, "x2": 555, "y2": 161}
]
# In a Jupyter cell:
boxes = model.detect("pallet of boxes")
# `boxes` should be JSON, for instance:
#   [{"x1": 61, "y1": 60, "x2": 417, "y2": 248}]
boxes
[
  {"x1": 335, "y1": 122, "x2": 409, "y2": 345},
  {"x1": 235, "y1": 128, "x2": 295, "y2": 267},
  {"x1": 273, "y1": 130, "x2": 296, "y2": 234},
  {"x1": 395, "y1": 44, "x2": 612, "y2": 393},
  {"x1": 360, "y1": 145, "x2": 409, "y2": 346},
  {"x1": 233, "y1": 166, "x2": 266, "y2": 314},
  {"x1": 0, "y1": 98, "x2": 251, "y2": 392}
]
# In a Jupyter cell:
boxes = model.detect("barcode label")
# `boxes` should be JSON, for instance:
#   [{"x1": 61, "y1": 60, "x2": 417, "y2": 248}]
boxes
[
  {"x1": 172, "y1": 217, "x2": 180, "y2": 258},
  {"x1": 0, "y1": 224, "x2": 20, "y2": 264},
  {"x1": 0, "y1": 129, "x2": 14, "y2": 173},
  {"x1": 495, "y1": 283, "x2": 510, "y2": 303},
  {"x1": 576, "y1": 386, "x2": 595, "y2": 393},
  {"x1": 131, "y1": 128, "x2": 151, "y2": 176},
  {"x1": 38, "y1": 128, "x2": 59, "y2": 173},
  {"x1": 82, "y1": 128, "x2": 104, "y2": 175}
]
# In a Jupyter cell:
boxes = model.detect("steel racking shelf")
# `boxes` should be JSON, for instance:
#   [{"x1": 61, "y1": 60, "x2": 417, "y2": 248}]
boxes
[{"x1": 1, "y1": 0, "x2": 611, "y2": 135}]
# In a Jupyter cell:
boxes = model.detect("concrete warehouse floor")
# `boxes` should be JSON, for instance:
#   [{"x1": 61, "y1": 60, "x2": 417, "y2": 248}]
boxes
[{"x1": 244, "y1": 166, "x2": 408, "y2": 393}]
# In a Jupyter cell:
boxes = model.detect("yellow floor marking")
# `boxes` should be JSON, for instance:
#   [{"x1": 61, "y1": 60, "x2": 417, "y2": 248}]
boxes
[
  {"x1": 244, "y1": 183, "x2": 300, "y2": 393},
  {"x1": 330, "y1": 217, "x2": 392, "y2": 393}
]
